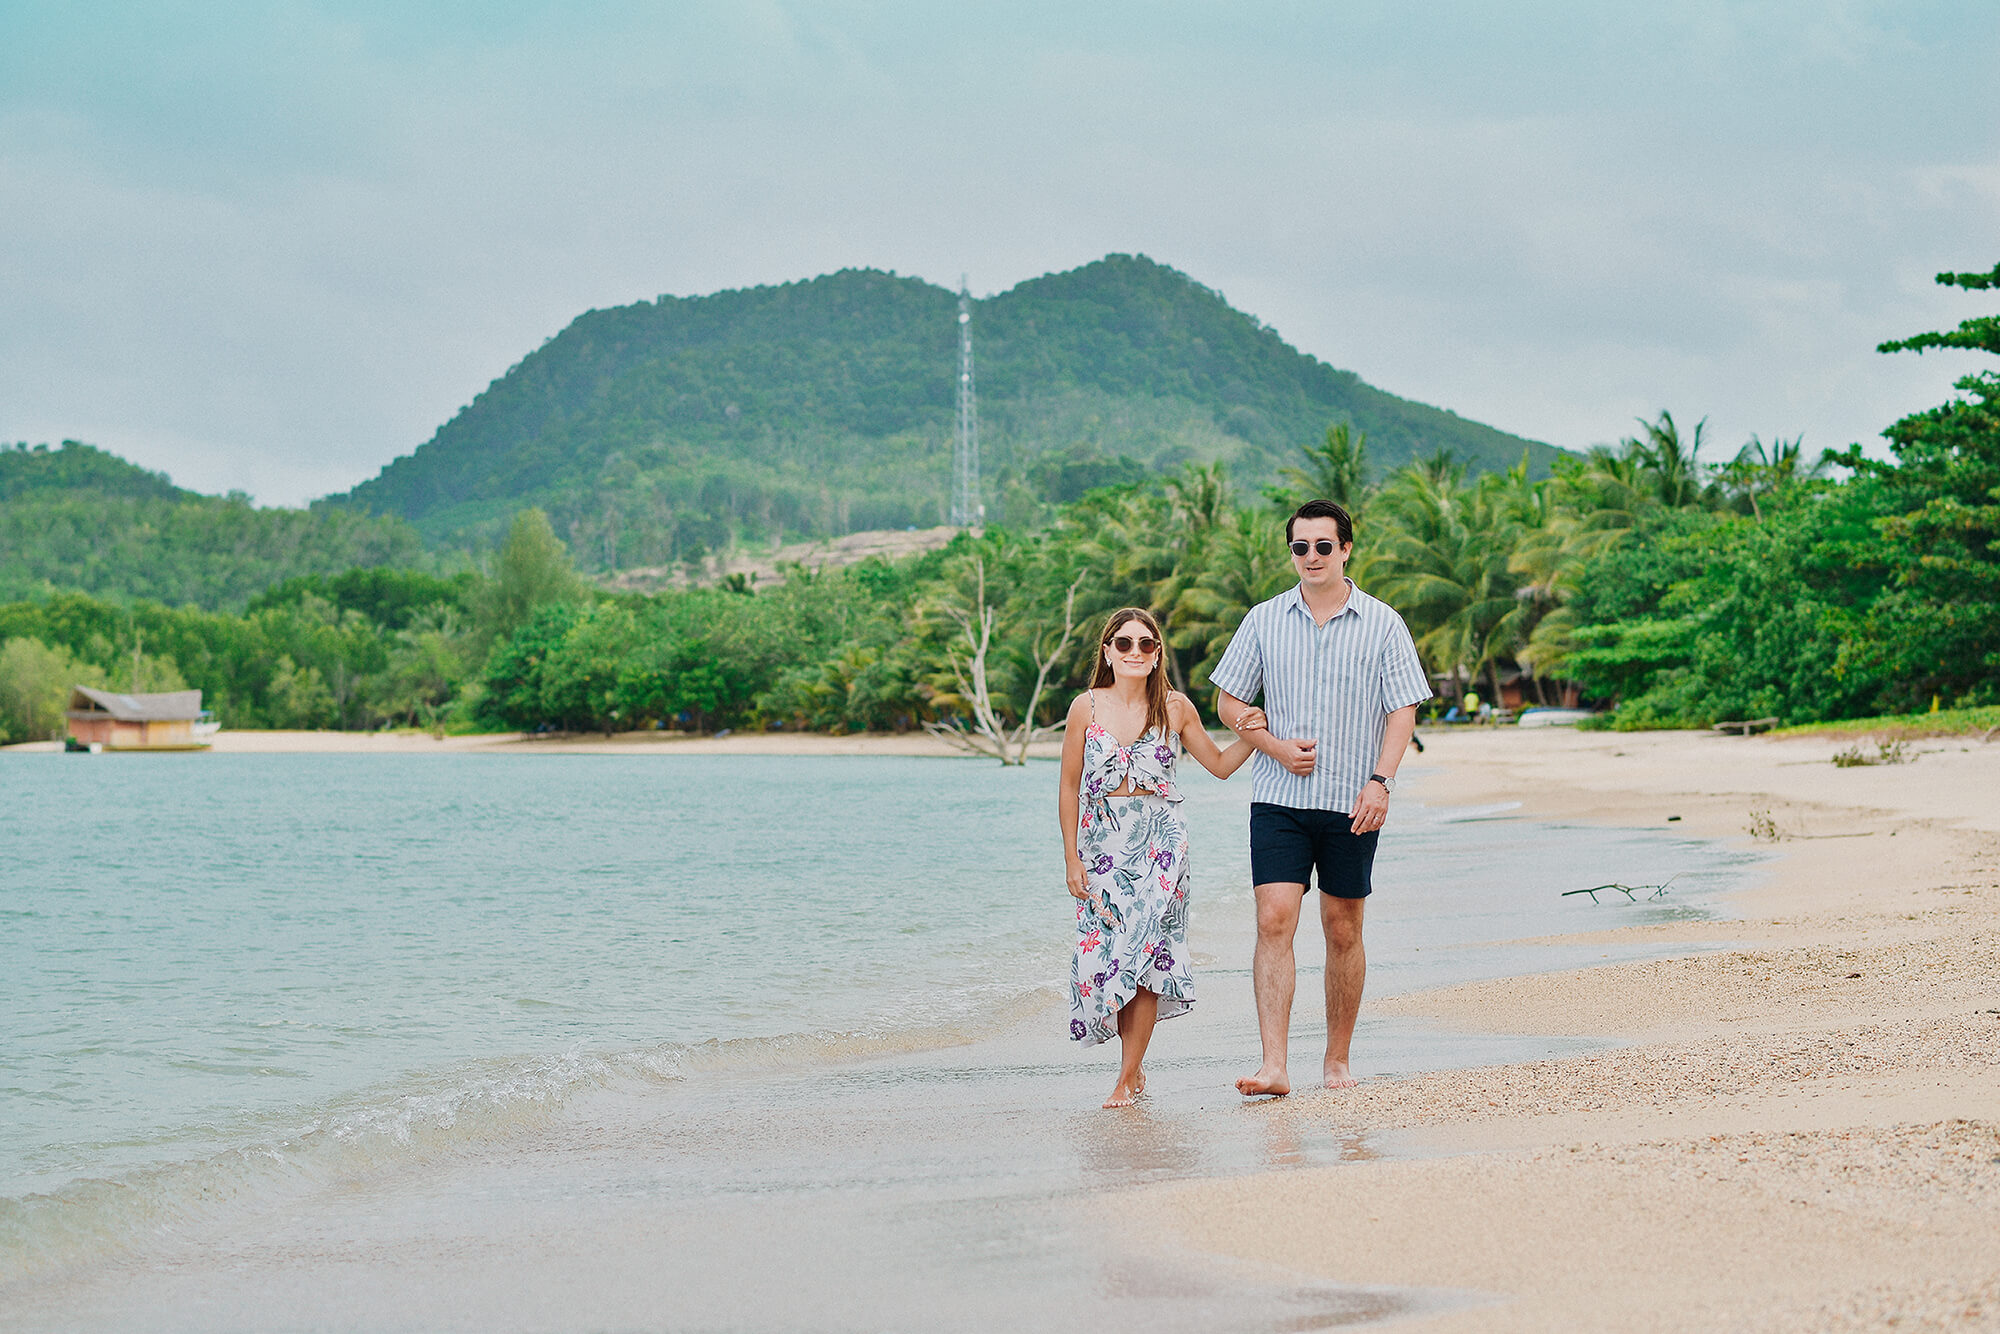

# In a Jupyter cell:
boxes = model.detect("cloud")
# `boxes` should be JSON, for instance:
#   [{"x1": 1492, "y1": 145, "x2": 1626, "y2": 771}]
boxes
[{"x1": 2, "y1": 2, "x2": 1996, "y2": 502}]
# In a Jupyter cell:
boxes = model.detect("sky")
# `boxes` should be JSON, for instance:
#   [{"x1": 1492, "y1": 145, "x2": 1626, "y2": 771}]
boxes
[{"x1": 3, "y1": 1, "x2": 1997, "y2": 506}]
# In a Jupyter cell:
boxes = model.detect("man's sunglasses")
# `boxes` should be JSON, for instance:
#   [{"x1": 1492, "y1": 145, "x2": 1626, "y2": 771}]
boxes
[
  {"x1": 1108, "y1": 635, "x2": 1159, "y2": 655},
  {"x1": 1289, "y1": 539, "x2": 1342, "y2": 557}
]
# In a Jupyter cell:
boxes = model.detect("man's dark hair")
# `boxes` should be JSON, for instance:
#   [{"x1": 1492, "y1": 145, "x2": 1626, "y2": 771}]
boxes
[{"x1": 1287, "y1": 499, "x2": 1354, "y2": 546}]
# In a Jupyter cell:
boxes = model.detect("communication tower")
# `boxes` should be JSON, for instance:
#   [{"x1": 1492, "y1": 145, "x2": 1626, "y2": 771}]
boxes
[{"x1": 950, "y1": 277, "x2": 982, "y2": 528}]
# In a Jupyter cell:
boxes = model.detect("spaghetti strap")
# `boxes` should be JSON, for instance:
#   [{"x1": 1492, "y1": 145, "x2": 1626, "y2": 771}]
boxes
[{"x1": 1087, "y1": 689, "x2": 1096, "y2": 720}]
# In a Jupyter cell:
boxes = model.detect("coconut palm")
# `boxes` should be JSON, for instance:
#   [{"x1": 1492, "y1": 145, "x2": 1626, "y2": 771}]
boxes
[
  {"x1": 1167, "y1": 507, "x2": 1295, "y2": 699},
  {"x1": 1363, "y1": 459, "x2": 1522, "y2": 706},
  {"x1": 1623, "y1": 410, "x2": 1714, "y2": 509},
  {"x1": 1717, "y1": 434, "x2": 1824, "y2": 519},
  {"x1": 1277, "y1": 422, "x2": 1373, "y2": 518}
]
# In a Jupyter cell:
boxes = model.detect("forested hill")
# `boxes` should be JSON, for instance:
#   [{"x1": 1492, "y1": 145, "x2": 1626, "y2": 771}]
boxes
[
  {"x1": 0, "y1": 441, "x2": 433, "y2": 610},
  {"x1": 333, "y1": 255, "x2": 1558, "y2": 568},
  {"x1": 1, "y1": 439, "x2": 188, "y2": 502}
]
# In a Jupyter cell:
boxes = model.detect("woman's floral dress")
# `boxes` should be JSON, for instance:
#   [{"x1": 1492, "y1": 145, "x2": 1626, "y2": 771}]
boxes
[{"x1": 1069, "y1": 691, "x2": 1194, "y2": 1046}]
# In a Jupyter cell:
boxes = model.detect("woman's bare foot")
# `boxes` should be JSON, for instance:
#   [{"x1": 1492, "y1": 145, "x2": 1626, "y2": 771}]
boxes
[
  {"x1": 1323, "y1": 1058, "x2": 1358, "y2": 1090},
  {"x1": 1103, "y1": 1076, "x2": 1139, "y2": 1109},
  {"x1": 1132, "y1": 1067, "x2": 1146, "y2": 1097},
  {"x1": 1235, "y1": 1066, "x2": 1290, "y2": 1097}
]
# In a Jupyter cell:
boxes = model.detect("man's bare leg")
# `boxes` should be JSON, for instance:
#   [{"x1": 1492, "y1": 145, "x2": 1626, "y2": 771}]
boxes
[
  {"x1": 1236, "y1": 882, "x2": 1305, "y2": 1096},
  {"x1": 1105, "y1": 988, "x2": 1159, "y2": 1108},
  {"x1": 1320, "y1": 894, "x2": 1366, "y2": 1088}
]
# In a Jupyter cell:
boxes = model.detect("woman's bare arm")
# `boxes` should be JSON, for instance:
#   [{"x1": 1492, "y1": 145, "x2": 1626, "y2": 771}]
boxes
[
  {"x1": 1172, "y1": 693, "x2": 1264, "y2": 779},
  {"x1": 1057, "y1": 694, "x2": 1091, "y2": 900}
]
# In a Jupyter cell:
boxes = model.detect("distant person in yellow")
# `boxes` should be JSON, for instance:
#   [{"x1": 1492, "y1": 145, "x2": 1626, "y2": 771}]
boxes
[{"x1": 1058, "y1": 607, "x2": 1265, "y2": 1108}]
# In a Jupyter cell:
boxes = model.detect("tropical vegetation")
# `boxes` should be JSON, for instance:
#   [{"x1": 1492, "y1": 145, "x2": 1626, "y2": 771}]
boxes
[
  {"x1": 3, "y1": 261, "x2": 1993, "y2": 748},
  {"x1": 0, "y1": 441, "x2": 435, "y2": 608}
]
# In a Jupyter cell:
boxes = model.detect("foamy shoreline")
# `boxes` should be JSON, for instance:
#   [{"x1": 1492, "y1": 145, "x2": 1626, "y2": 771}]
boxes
[{"x1": 1144, "y1": 727, "x2": 2000, "y2": 1330}]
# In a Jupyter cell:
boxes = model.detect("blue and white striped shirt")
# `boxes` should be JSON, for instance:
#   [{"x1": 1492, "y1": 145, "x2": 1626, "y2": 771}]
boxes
[{"x1": 1208, "y1": 580, "x2": 1432, "y2": 813}]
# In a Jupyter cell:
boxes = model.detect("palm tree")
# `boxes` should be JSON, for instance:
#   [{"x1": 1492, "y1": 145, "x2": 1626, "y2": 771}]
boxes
[
  {"x1": 1167, "y1": 508, "x2": 1295, "y2": 700},
  {"x1": 1278, "y1": 422, "x2": 1372, "y2": 517},
  {"x1": 1364, "y1": 459, "x2": 1521, "y2": 706},
  {"x1": 1622, "y1": 410, "x2": 1713, "y2": 509},
  {"x1": 1717, "y1": 434, "x2": 1823, "y2": 519}
]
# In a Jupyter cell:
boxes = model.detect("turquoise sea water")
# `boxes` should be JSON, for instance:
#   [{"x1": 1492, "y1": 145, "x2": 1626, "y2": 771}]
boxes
[{"x1": 0, "y1": 749, "x2": 1762, "y2": 1295}]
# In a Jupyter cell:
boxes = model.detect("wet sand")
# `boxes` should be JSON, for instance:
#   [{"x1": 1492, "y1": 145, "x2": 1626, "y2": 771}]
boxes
[{"x1": 1146, "y1": 727, "x2": 2000, "y2": 1330}]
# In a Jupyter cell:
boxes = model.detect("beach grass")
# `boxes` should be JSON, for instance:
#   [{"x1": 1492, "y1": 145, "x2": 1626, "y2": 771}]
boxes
[{"x1": 1772, "y1": 704, "x2": 2000, "y2": 742}]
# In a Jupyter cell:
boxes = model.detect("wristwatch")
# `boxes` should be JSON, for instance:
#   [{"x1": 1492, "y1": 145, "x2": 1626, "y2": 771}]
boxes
[{"x1": 1368, "y1": 773, "x2": 1395, "y2": 794}]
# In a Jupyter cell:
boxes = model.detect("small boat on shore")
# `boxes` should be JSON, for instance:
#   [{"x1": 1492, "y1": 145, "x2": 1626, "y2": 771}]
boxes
[{"x1": 1515, "y1": 707, "x2": 1594, "y2": 728}]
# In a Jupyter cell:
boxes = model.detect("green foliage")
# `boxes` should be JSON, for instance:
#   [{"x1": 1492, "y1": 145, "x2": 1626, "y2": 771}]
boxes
[
  {"x1": 248, "y1": 567, "x2": 477, "y2": 630},
  {"x1": 1773, "y1": 705, "x2": 2000, "y2": 740},
  {"x1": 1, "y1": 440, "x2": 184, "y2": 502},
  {"x1": 0, "y1": 442, "x2": 434, "y2": 610},
  {"x1": 1168, "y1": 507, "x2": 1296, "y2": 696},
  {"x1": 10, "y1": 258, "x2": 1994, "y2": 742},
  {"x1": 331, "y1": 256, "x2": 1559, "y2": 566},
  {"x1": 1559, "y1": 261, "x2": 2000, "y2": 727},
  {"x1": 1273, "y1": 422, "x2": 1373, "y2": 517},
  {"x1": 0, "y1": 638, "x2": 107, "y2": 743},
  {"x1": 482, "y1": 508, "x2": 585, "y2": 640},
  {"x1": 0, "y1": 573, "x2": 481, "y2": 733}
]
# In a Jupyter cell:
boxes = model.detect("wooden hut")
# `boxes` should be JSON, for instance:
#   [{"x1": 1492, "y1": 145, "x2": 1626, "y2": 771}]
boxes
[{"x1": 66, "y1": 687, "x2": 213, "y2": 751}]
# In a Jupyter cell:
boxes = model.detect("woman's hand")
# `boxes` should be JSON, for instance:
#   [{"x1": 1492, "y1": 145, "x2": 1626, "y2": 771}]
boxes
[
  {"x1": 1233, "y1": 706, "x2": 1268, "y2": 734},
  {"x1": 1066, "y1": 856, "x2": 1089, "y2": 901}
]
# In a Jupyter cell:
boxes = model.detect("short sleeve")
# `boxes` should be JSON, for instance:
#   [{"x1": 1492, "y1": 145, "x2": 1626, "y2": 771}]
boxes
[
  {"x1": 1207, "y1": 607, "x2": 1265, "y2": 704},
  {"x1": 1379, "y1": 614, "x2": 1432, "y2": 713}
]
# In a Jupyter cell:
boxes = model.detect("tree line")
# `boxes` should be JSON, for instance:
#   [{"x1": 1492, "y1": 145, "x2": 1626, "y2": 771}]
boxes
[
  {"x1": 1, "y1": 263, "x2": 1991, "y2": 745},
  {"x1": 0, "y1": 441, "x2": 436, "y2": 608}
]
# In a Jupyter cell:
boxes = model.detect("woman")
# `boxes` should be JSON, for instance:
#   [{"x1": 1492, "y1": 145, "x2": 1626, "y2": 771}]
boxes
[{"x1": 1059, "y1": 607, "x2": 1264, "y2": 1108}]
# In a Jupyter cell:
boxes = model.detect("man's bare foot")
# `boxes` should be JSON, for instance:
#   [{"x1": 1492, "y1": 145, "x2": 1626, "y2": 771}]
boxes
[
  {"x1": 1235, "y1": 1066, "x2": 1290, "y2": 1097},
  {"x1": 1103, "y1": 1077, "x2": 1138, "y2": 1109},
  {"x1": 1324, "y1": 1059, "x2": 1358, "y2": 1089}
]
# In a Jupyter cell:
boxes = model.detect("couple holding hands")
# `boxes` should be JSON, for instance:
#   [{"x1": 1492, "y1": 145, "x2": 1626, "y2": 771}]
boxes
[{"x1": 1058, "y1": 500, "x2": 1432, "y2": 1108}]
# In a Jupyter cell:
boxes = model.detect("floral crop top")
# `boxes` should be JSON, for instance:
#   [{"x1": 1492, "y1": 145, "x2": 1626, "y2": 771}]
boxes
[{"x1": 1080, "y1": 690, "x2": 1181, "y2": 809}]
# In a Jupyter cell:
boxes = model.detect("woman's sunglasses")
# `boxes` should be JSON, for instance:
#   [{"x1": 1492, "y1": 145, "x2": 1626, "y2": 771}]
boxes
[
  {"x1": 1108, "y1": 635, "x2": 1159, "y2": 655},
  {"x1": 1289, "y1": 539, "x2": 1342, "y2": 557}
]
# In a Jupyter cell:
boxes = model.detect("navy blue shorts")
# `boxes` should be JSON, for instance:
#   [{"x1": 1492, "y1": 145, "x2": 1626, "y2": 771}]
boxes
[{"x1": 1250, "y1": 802, "x2": 1378, "y2": 898}]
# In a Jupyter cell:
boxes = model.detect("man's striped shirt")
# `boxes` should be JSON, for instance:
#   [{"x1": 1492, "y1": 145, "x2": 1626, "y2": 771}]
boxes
[{"x1": 1208, "y1": 580, "x2": 1432, "y2": 812}]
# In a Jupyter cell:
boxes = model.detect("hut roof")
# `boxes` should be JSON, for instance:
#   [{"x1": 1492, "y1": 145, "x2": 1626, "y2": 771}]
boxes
[{"x1": 67, "y1": 686, "x2": 205, "y2": 721}]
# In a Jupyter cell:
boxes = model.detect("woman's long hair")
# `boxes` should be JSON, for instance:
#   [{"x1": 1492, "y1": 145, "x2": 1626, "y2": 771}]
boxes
[{"x1": 1089, "y1": 607, "x2": 1172, "y2": 741}]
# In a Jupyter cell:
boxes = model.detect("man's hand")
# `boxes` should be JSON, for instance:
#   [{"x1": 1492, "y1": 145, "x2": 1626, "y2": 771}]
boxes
[
  {"x1": 1272, "y1": 737, "x2": 1317, "y2": 776},
  {"x1": 1350, "y1": 779, "x2": 1389, "y2": 834}
]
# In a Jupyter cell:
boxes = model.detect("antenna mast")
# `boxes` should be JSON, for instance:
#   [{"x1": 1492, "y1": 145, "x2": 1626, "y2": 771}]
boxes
[{"x1": 951, "y1": 277, "x2": 982, "y2": 528}]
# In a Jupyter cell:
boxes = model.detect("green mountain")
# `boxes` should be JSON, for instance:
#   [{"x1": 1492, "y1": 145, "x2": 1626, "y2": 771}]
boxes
[
  {"x1": 1, "y1": 438, "x2": 187, "y2": 503},
  {"x1": 0, "y1": 440, "x2": 433, "y2": 610},
  {"x1": 333, "y1": 255, "x2": 1560, "y2": 568}
]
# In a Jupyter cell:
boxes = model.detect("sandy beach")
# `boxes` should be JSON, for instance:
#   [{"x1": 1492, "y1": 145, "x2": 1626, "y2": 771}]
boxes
[{"x1": 1145, "y1": 726, "x2": 2000, "y2": 1330}]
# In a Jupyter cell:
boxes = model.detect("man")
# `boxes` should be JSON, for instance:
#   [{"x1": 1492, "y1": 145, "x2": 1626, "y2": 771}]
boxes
[{"x1": 1209, "y1": 499, "x2": 1431, "y2": 1096}]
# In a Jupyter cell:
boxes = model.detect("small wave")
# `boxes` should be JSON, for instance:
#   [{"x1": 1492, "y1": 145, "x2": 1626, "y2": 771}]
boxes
[
  {"x1": 0, "y1": 980, "x2": 1063, "y2": 1289},
  {"x1": 1416, "y1": 801, "x2": 1524, "y2": 824}
]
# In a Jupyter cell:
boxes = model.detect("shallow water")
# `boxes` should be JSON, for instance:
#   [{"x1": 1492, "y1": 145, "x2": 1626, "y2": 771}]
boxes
[{"x1": 0, "y1": 749, "x2": 1764, "y2": 1319}]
